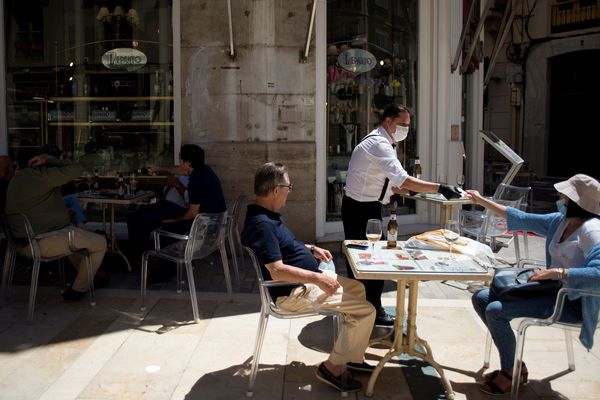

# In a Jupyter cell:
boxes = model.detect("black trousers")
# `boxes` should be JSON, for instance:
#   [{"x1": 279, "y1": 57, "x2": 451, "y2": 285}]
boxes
[{"x1": 341, "y1": 195, "x2": 384, "y2": 309}]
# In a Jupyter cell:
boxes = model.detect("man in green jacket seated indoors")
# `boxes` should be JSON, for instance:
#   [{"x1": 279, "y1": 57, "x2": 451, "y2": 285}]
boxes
[{"x1": 5, "y1": 152, "x2": 107, "y2": 301}]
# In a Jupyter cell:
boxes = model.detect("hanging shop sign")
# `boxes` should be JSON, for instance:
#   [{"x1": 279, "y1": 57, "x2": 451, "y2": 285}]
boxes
[
  {"x1": 101, "y1": 48, "x2": 147, "y2": 71},
  {"x1": 337, "y1": 49, "x2": 376, "y2": 74}
]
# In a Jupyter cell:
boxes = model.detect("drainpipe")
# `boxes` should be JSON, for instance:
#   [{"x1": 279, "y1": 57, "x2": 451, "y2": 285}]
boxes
[
  {"x1": 300, "y1": 0, "x2": 317, "y2": 63},
  {"x1": 227, "y1": 0, "x2": 235, "y2": 60}
]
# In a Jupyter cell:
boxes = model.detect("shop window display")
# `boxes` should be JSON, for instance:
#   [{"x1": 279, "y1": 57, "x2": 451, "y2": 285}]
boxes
[
  {"x1": 3, "y1": 1, "x2": 174, "y2": 174},
  {"x1": 326, "y1": 0, "x2": 418, "y2": 221}
]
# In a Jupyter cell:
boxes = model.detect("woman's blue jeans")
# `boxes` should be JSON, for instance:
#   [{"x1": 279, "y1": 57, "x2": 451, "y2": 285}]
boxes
[{"x1": 472, "y1": 288, "x2": 581, "y2": 371}]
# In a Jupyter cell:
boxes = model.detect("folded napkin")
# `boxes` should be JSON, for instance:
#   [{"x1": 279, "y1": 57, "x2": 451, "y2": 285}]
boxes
[{"x1": 405, "y1": 229, "x2": 495, "y2": 267}]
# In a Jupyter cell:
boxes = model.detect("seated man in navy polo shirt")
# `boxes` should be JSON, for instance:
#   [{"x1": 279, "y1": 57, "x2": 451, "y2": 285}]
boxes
[
  {"x1": 241, "y1": 162, "x2": 375, "y2": 393},
  {"x1": 127, "y1": 144, "x2": 226, "y2": 276}
]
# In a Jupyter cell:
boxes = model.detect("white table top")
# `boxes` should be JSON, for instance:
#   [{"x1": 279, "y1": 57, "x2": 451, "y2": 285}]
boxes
[{"x1": 343, "y1": 240, "x2": 492, "y2": 282}]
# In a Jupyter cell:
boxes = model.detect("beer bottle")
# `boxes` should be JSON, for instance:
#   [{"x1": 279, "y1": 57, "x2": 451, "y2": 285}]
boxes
[
  {"x1": 414, "y1": 156, "x2": 422, "y2": 179},
  {"x1": 93, "y1": 169, "x2": 100, "y2": 191},
  {"x1": 387, "y1": 202, "x2": 398, "y2": 248}
]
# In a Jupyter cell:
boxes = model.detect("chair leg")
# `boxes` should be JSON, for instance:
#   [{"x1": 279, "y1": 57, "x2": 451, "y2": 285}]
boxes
[
  {"x1": 6, "y1": 249, "x2": 16, "y2": 299},
  {"x1": 140, "y1": 251, "x2": 150, "y2": 311},
  {"x1": 228, "y1": 231, "x2": 241, "y2": 285},
  {"x1": 513, "y1": 232, "x2": 521, "y2": 264},
  {"x1": 176, "y1": 261, "x2": 183, "y2": 293},
  {"x1": 483, "y1": 331, "x2": 493, "y2": 368},
  {"x1": 85, "y1": 255, "x2": 95, "y2": 306},
  {"x1": 219, "y1": 242, "x2": 233, "y2": 300},
  {"x1": 1, "y1": 245, "x2": 15, "y2": 299},
  {"x1": 58, "y1": 259, "x2": 67, "y2": 291},
  {"x1": 184, "y1": 261, "x2": 200, "y2": 323},
  {"x1": 564, "y1": 328, "x2": 576, "y2": 371},
  {"x1": 234, "y1": 229, "x2": 245, "y2": 271},
  {"x1": 27, "y1": 259, "x2": 41, "y2": 323},
  {"x1": 336, "y1": 315, "x2": 348, "y2": 398},
  {"x1": 522, "y1": 233, "x2": 529, "y2": 259},
  {"x1": 247, "y1": 310, "x2": 270, "y2": 397},
  {"x1": 512, "y1": 320, "x2": 533, "y2": 400}
]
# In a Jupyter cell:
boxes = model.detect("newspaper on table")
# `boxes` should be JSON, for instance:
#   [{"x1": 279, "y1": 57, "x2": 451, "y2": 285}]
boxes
[{"x1": 346, "y1": 239, "x2": 489, "y2": 274}]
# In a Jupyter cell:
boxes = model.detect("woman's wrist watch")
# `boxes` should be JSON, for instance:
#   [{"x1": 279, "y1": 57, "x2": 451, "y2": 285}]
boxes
[
  {"x1": 309, "y1": 245, "x2": 315, "y2": 253},
  {"x1": 556, "y1": 268, "x2": 564, "y2": 280}
]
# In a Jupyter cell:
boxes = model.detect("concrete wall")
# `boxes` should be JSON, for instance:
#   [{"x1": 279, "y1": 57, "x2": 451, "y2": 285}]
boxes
[{"x1": 180, "y1": 0, "x2": 317, "y2": 242}]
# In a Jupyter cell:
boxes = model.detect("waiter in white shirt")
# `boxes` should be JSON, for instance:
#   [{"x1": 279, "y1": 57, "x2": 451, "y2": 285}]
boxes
[{"x1": 342, "y1": 105, "x2": 462, "y2": 326}]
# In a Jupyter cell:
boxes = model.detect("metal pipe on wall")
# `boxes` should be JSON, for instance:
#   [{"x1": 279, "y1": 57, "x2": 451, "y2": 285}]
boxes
[{"x1": 300, "y1": 0, "x2": 317, "y2": 63}]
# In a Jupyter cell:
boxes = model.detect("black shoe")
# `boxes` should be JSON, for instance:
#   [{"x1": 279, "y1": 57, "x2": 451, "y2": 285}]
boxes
[
  {"x1": 315, "y1": 363, "x2": 361, "y2": 393},
  {"x1": 347, "y1": 361, "x2": 375, "y2": 373},
  {"x1": 62, "y1": 287, "x2": 87, "y2": 301},
  {"x1": 375, "y1": 306, "x2": 395, "y2": 326}
]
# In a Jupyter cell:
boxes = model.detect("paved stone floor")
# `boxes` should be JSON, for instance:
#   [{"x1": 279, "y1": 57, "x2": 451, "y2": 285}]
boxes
[{"x1": 1, "y1": 236, "x2": 599, "y2": 399}]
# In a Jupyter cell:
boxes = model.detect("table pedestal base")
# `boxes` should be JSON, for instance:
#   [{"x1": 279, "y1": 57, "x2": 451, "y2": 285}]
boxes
[{"x1": 366, "y1": 281, "x2": 455, "y2": 399}]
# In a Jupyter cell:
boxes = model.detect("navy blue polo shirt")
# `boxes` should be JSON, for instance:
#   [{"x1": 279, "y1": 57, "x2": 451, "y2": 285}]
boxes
[
  {"x1": 241, "y1": 204, "x2": 320, "y2": 299},
  {"x1": 188, "y1": 165, "x2": 226, "y2": 213}
]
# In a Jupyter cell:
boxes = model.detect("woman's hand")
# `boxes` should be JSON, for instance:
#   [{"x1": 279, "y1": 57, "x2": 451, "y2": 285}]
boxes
[
  {"x1": 465, "y1": 189, "x2": 483, "y2": 205},
  {"x1": 528, "y1": 268, "x2": 560, "y2": 281}
]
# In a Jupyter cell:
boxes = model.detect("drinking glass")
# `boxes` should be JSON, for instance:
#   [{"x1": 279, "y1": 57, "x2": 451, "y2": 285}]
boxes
[
  {"x1": 82, "y1": 171, "x2": 92, "y2": 193},
  {"x1": 365, "y1": 219, "x2": 382, "y2": 260},
  {"x1": 456, "y1": 174, "x2": 465, "y2": 190},
  {"x1": 443, "y1": 219, "x2": 461, "y2": 260}
]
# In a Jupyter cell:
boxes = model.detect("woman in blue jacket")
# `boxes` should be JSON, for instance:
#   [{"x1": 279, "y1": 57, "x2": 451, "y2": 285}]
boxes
[{"x1": 465, "y1": 174, "x2": 600, "y2": 395}]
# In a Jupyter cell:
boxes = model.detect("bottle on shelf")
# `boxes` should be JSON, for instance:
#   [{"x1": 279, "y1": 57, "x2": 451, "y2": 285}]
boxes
[
  {"x1": 387, "y1": 202, "x2": 398, "y2": 248},
  {"x1": 414, "y1": 156, "x2": 422, "y2": 179},
  {"x1": 93, "y1": 169, "x2": 100, "y2": 191},
  {"x1": 116, "y1": 173, "x2": 125, "y2": 197}
]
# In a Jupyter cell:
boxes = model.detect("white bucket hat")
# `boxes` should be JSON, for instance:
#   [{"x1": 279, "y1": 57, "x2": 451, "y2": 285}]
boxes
[{"x1": 554, "y1": 174, "x2": 600, "y2": 216}]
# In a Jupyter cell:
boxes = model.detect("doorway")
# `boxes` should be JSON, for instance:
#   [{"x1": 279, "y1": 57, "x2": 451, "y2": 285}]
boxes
[{"x1": 548, "y1": 50, "x2": 600, "y2": 179}]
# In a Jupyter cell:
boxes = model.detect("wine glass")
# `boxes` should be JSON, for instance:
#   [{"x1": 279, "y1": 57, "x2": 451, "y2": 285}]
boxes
[
  {"x1": 82, "y1": 171, "x2": 92, "y2": 193},
  {"x1": 129, "y1": 172, "x2": 138, "y2": 195},
  {"x1": 443, "y1": 219, "x2": 461, "y2": 260},
  {"x1": 456, "y1": 174, "x2": 465, "y2": 190},
  {"x1": 72, "y1": 177, "x2": 82, "y2": 195},
  {"x1": 365, "y1": 219, "x2": 382, "y2": 260}
]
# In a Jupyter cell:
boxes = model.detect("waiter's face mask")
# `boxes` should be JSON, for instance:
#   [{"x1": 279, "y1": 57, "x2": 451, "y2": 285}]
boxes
[{"x1": 392, "y1": 125, "x2": 409, "y2": 142}]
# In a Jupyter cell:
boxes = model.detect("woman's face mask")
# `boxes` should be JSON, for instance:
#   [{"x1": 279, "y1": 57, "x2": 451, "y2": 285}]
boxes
[
  {"x1": 392, "y1": 125, "x2": 409, "y2": 142},
  {"x1": 556, "y1": 199, "x2": 567, "y2": 216}
]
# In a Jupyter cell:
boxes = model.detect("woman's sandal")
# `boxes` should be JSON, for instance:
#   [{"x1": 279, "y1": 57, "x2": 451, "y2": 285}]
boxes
[
  {"x1": 483, "y1": 364, "x2": 528, "y2": 385},
  {"x1": 480, "y1": 369, "x2": 528, "y2": 395}
]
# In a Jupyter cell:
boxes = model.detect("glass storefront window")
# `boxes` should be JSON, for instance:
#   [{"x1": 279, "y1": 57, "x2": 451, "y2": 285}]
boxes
[
  {"x1": 326, "y1": 0, "x2": 418, "y2": 221},
  {"x1": 4, "y1": 1, "x2": 174, "y2": 174}
]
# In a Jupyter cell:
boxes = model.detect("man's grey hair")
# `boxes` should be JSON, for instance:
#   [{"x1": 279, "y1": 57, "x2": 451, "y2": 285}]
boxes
[{"x1": 254, "y1": 162, "x2": 288, "y2": 196}]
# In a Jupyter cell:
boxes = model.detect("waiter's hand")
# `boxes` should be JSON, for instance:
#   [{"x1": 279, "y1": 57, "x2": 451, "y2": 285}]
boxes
[{"x1": 438, "y1": 184, "x2": 462, "y2": 199}]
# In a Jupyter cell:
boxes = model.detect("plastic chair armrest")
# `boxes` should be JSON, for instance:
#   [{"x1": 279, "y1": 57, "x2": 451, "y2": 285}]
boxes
[
  {"x1": 262, "y1": 280, "x2": 303, "y2": 288},
  {"x1": 153, "y1": 229, "x2": 190, "y2": 241}
]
